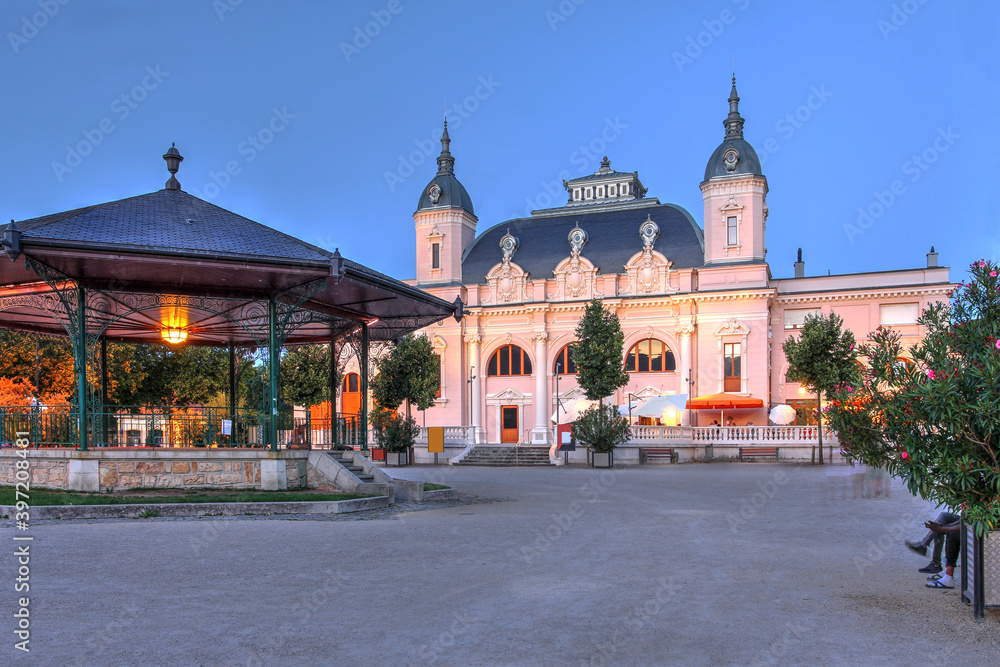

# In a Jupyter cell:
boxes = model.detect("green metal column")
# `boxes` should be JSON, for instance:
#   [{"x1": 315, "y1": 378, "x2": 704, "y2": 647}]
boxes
[
  {"x1": 75, "y1": 286, "x2": 88, "y2": 451},
  {"x1": 100, "y1": 337, "x2": 108, "y2": 446},
  {"x1": 268, "y1": 295, "x2": 280, "y2": 451},
  {"x1": 329, "y1": 334, "x2": 337, "y2": 446},
  {"x1": 360, "y1": 322, "x2": 368, "y2": 450}
]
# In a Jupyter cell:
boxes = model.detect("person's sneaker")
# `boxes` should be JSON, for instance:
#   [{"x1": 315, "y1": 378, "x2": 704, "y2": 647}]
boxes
[
  {"x1": 905, "y1": 540, "x2": 928, "y2": 557},
  {"x1": 918, "y1": 562, "x2": 943, "y2": 574}
]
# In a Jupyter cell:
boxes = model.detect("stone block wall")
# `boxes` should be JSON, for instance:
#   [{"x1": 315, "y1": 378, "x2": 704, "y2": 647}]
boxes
[
  {"x1": 1, "y1": 457, "x2": 69, "y2": 488},
  {"x1": 97, "y1": 459, "x2": 264, "y2": 490}
]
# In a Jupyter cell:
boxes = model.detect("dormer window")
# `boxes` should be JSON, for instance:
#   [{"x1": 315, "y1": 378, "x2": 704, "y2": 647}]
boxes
[
  {"x1": 586, "y1": 188, "x2": 592, "y2": 199},
  {"x1": 610, "y1": 185, "x2": 617, "y2": 196},
  {"x1": 574, "y1": 189, "x2": 581, "y2": 201}
]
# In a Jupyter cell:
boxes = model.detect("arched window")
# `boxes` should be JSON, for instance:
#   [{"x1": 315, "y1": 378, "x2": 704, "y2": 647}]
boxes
[
  {"x1": 487, "y1": 344, "x2": 532, "y2": 377},
  {"x1": 553, "y1": 343, "x2": 577, "y2": 375},
  {"x1": 625, "y1": 339, "x2": 676, "y2": 373}
]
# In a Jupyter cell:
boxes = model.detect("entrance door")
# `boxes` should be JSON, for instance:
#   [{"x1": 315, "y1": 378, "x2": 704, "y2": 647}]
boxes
[
  {"x1": 341, "y1": 372, "x2": 361, "y2": 416},
  {"x1": 500, "y1": 405, "x2": 519, "y2": 443}
]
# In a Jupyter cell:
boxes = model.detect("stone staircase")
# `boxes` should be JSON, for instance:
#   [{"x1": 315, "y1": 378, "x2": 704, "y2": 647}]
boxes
[
  {"x1": 454, "y1": 446, "x2": 554, "y2": 467},
  {"x1": 329, "y1": 450, "x2": 376, "y2": 483}
]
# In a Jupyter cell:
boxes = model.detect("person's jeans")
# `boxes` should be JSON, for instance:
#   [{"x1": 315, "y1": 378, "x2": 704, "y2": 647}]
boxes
[{"x1": 924, "y1": 512, "x2": 961, "y2": 565}]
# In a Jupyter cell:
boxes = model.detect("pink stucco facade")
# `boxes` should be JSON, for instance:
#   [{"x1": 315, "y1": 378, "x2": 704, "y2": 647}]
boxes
[{"x1": 338, "y1": 85, "x2": 955, "y2": 445}]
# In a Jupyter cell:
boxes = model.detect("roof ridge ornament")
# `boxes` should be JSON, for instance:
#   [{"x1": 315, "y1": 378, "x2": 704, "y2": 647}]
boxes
[
  {"x1": 597, "y1": 156, "x2": 612, "y2": 174},
  {"x1": 639, "y1": 214, "x2": 659, "y2": 249},
  {"x1": 499, "y1": 229, "x2": 519, "y2": 262},
  {"x1": 436, "y1": 118, "x2": 455, "y2": 175},
  {"x1": 163, "y1": 143, "x2": 184, "y2": 190},
  {"x1": 724, "y1": 75, "x2": 745, "y2": 140}
]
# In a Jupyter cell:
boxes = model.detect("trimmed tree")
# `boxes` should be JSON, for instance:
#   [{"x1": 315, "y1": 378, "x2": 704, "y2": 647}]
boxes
[
  {"x1": 571, "y1": 299, "x2": 631, "y2": 456},
  {"x1": 828, "y1": 260, "x2": 1000, "y2": 535},
  {"x1": 281, "y1": 344, "x2": 331, "y2": 408},
  {"x1": 369, "y1": 334, "x2": 439, "y2": 452},
  {"x1": 781, "y1": 312, "x2": 858, "y2": 464}
]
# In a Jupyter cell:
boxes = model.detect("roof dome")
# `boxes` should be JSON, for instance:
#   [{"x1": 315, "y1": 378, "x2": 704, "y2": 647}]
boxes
[
  {"x1": 703, "y1": 77, "x2": 764, "y2": 182},
  {"x1": 416, "y1": 120, "x2": 475, "y2": 216}
]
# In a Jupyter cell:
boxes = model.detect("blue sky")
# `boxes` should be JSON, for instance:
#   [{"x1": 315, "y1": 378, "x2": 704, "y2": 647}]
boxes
[{"x1": 2, "y1": 0, "x2": 996, "y2": 281}]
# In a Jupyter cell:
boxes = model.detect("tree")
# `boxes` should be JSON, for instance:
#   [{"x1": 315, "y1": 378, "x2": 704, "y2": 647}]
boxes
[
  {"x1": 572, "y1": 299, "x2": 629, "y2": 401},
  {"x1": 370, "y1": 334, "x2": 439, "y2": 418},
  {"x1": 281, "y1": 344, "x2": 331, "y2": 408},
  {"x1": 571, "y1": 300, "x2": 631, "y2": 457},
  {"x1": 0, "y1": 331, "x2": 74, "y2": 399},
  {"x1": 782, "y1": 312, "x2": 858, "y2": 464},
  {"x1": 828, "y1": 260, "x2": 1000, "y2": 535}
]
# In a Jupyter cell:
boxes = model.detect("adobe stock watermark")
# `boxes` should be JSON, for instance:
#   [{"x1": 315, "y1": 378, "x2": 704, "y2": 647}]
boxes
[
  {"x1": 520, "y1": 117, "x2": 627, "y2": 217},
  {"x1": 757, "y1": 85, "x2": 833, "y2": 167},
  {"x1": 545, "y1": 0, "x2": 587, "y2": 30},
  {"x1": 340, "y1": 0, "x2": 407, "y2": 63},
  {"x1": 383, "y1": 75, "x2": 501, "y2": 192},
  {"x1": 512, "y1": 469, "x2": 617, "y2": 565},
  {"x1": 877, "y1": 0, "x2": 931, "y2": 40},
  {"x1": 417, "y1": 611, "x2": 477, "y2": 665},
  {"x1": 7, "y1": 0, "x2": 71, "y2": 54},
  {"x1": 188, "y1": 107, "x2": 296, "y2": 200},
  {"x1": 747, "y1": 621, "x2": 809, "y2": 667},
  {"x1": 852, "y1": 511, "x2": 916, "y2": 575},
  {"x1": 673, "y1": 0, "x2": 751, "y2": 73},
  {"x1": 843, "y1": 126, "x2": 959, "y2": 244},
  {"x1": 583, "y1": 577, "x2": 681, "y2": 667},
  {"x1": 51, "y1": 65, "x2": 170, "y2": 183},
  {"x1": 213, "y1": 0, "x2": 244, "y2": 21},
  {"x1": 725, "y1": 470, "x2": 789, "y2": 533}
]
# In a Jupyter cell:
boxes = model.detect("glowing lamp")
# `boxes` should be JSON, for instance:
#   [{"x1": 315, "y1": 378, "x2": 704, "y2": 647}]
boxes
[{"x1": 161, "y1": 327, "x2": 188, "y2": 344}]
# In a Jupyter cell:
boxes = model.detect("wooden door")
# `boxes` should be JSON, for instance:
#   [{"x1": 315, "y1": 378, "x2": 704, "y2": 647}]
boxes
[
  {"x1": 341, "y1": 372, "x2": 361, "y2": 416},
  {"x1": 500, "y1": 405, "x2": 519, "y2": 443}
]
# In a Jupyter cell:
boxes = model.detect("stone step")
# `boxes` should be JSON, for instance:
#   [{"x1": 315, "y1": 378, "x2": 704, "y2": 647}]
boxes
[{"x1": 456, "y1": 446, "x2": 554, "y2": 467}]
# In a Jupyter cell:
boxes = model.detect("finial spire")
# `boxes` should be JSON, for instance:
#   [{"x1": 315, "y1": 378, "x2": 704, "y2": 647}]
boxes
[
  {"x1": 724, "y1": 75, "x2": 745, "y2": 140},
  {"x1": 436, "y1": 118, "x2": 455, "y2": 175},
  {"x1": 163, "y1": 142, "x2": 184, "y2": 190}
]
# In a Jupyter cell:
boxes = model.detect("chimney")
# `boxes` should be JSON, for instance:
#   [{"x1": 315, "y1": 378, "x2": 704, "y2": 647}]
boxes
[
  {"x1": 793, "y1": 248, "x2": 805, "y2": 278},
  {"x1": 926, "y1": 246, "x2": 938, "y2": 268}
]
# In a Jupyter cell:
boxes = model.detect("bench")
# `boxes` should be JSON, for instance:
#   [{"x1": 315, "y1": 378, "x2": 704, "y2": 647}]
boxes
[
  {"x1": 739, "y1": 447, "x2": 779, "y2": 462},
  {"x1": 639, "y1": 448, "x2": 678, "y2": 464}
]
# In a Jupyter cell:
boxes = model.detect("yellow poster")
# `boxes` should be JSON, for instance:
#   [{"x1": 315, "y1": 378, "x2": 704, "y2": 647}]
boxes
[{"x1": 427, "y1": 427, "x2": 444, "y2": 453}]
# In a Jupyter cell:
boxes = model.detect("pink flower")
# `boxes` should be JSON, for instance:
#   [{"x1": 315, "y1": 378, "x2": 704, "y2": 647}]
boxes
[
  {"x1": 927, "y1": 369, "x2": 935, "y2": 379},
  {"x1": 846, "y1": 387, "x2": 852, "y2": 392},
  {"x1": 992, "y1": 271, "x2": 998, "y2": 277},
  {"x1": 901, "y1": 451, "x2": 909, "y2": 459},
  {"x1": 849, "y1": 343, "x2": 855, "y2": 350},
  {"x1": 995, "y1": 339, "x2": 1000, "y2": 350}
]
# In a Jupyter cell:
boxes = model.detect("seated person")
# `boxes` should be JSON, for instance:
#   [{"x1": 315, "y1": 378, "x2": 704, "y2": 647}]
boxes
[
  {"x1": 905, "y1": 511, "x2": 960, "y2": 574},
  {"x1": 922, "y1": 520, "x2": 960, "y2": 589}
]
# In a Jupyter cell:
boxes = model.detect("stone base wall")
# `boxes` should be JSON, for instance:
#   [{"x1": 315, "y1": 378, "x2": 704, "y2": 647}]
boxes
[
  {"x1": 1, "y1": 457, "x2": 68, "y2": 487},
  {"x1": 0, "y1": 449, "x2": 315, "y2": 492}
]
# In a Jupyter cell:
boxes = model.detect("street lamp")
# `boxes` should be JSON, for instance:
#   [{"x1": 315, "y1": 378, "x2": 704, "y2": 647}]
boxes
[
  {"x1": 684, "y1": 368, "x2": 695, "y2": 427},
  {"x1": 555, "y1": 362, "x2": 569, "y2": 465},
  {"x1": 626, "y1": 392, "x2": 640, "y2": 426},
  {"x1": 467, "y1": 366, "x2": 476, "y2": 430}
]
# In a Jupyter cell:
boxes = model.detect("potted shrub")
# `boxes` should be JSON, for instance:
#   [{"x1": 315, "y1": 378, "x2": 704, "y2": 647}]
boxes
[
  {"x1": 574, "y1": 403, "x2": 631, "y2": 468},
  {"x1": 828, "y1": 259, "x2": 1000, "y2": 613},
  {"x1": 370, "y1": 406, "x2": 418, "y2": 466}
]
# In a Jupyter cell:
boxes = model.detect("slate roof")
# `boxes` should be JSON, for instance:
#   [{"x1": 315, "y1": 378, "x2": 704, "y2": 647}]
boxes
[
  {"x1": 416, "y1": 172, "x2": 475, "y2": 216},
  {"x1": 462, "y1": 201, "x2": 705, "y2": 284},
  {"x1": 566, "y1": 169, "x2": 637, "y2": 183},
  {"x1": 8, "y1": 188, "x2": 333, "y2": 263}
]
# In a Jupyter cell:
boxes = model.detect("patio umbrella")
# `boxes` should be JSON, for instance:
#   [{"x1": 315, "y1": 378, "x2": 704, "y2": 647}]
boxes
[
  {"x1": 551, "y1": 398, "x2": 597, "y2": 423},
  {"x1": 686, "y1": 393, "x2": 764, "y2": 410},
  {"x1": 633, "y1": 394, "x2": 689, "y2": 418},
  {"x1": 769, "y1": 404, "x2": 797, "y2": 425}
]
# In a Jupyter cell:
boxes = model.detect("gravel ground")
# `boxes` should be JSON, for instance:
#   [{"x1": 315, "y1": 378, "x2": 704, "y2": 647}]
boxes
[{"x1": 2, "y1": 463, "x2": 997, "y2": 666}]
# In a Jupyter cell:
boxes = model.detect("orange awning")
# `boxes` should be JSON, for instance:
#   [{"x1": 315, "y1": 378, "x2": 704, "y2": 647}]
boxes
[{"x1": 686, "y1": 393, "x2": 765, "y2": 409}]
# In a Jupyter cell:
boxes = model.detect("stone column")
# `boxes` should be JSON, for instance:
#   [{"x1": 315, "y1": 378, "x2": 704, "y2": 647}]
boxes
[
  {"x1": 530, "y1": 331, "x2": 550, "y2": 445},
  {"x1": 677, "y1": 325, "x2": 695, "y2": 426},
  {"x1": 465, "y1": 334, "x2": 482, "y2": 444}
]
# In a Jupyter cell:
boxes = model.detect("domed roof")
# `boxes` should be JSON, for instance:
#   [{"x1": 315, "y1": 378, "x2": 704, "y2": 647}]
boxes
[
  {"x1": 416, "y1": 120, "x2": 475, "y2": 216},
  {"x1": 704, "y1": 137, "x2": 763, "y2": 181},
  {"x1": 703, "y1": 77, "x2": 764, "y2": 182}
]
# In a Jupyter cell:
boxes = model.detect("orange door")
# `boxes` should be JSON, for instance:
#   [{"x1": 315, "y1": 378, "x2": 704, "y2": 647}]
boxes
[
  {"x1": 501, "y1": 405, "x2": 518, "y2": 443},
  {"x1": 341, "y1": 372, "x2": 361, "y2": 416}
]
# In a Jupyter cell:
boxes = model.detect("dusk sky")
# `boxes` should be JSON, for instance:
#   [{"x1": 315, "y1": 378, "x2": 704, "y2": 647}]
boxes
[{"x1": 2, "y1": 0, "x2": 996, "y2": 282}]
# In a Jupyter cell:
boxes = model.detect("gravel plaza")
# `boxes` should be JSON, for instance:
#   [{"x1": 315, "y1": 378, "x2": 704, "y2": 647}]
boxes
[{"x1": 4, "y1": 463, "x2": 999, "y2": 666}]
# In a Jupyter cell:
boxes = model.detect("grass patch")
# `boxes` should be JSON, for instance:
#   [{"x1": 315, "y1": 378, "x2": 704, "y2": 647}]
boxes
[
  {"x1": 423, "y1": 483, "x2": 450, "y2": 491},
  {"x1": 0, "y1": 486, "x2": 372, "y2": 506}
]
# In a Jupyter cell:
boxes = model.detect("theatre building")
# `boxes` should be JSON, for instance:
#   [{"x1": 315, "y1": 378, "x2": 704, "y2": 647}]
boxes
[{"x1": 345, "y1": 79, "x2": 954, "y2": 462}]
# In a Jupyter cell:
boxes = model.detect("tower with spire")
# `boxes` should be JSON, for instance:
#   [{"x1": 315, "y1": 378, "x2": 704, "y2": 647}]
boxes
[
  {"x1": 414, "y1": 119, "x2": 478, "y2": 285},
  {"x1": 700, "y1": 76, "x2": 768, "y2": 266}
]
